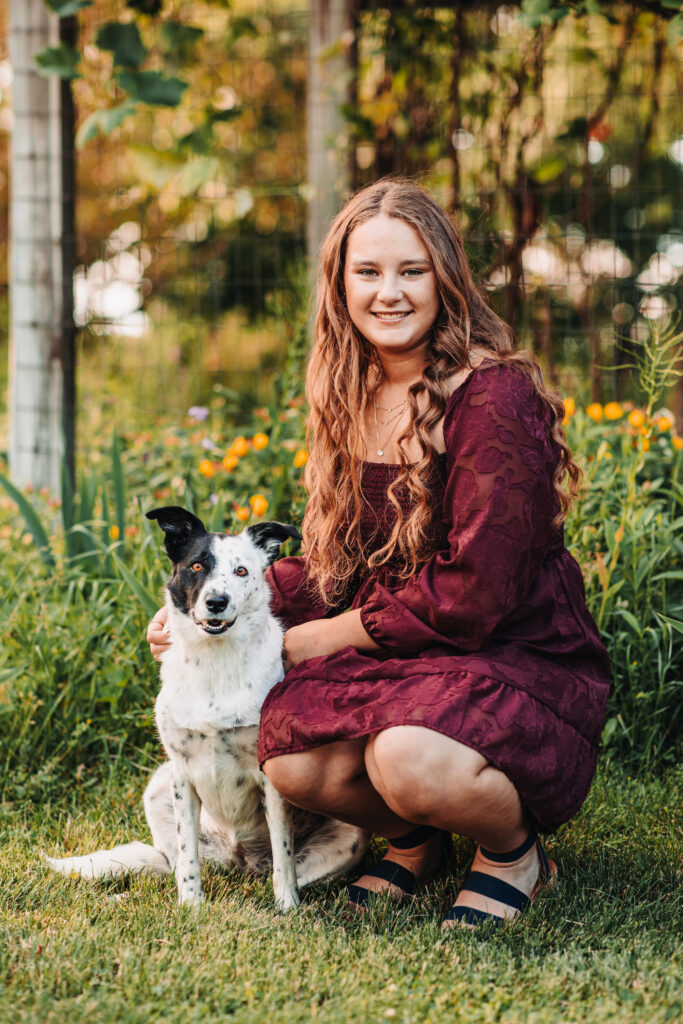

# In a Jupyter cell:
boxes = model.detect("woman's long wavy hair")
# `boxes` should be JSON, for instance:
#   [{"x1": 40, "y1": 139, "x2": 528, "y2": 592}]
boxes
[{"x1": 302, "y1": 178, "x2": 580, "y2": 606}]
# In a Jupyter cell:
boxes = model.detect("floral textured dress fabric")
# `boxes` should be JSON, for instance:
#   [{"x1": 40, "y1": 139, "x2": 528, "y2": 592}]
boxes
[{"x1": 257, "y1": 362, "x2": 611, "y2": 832}]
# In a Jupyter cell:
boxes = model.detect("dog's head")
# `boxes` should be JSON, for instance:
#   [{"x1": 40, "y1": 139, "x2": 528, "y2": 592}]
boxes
[{"x1": 146, "y1": 506, "x2": 300, "y2": 637}]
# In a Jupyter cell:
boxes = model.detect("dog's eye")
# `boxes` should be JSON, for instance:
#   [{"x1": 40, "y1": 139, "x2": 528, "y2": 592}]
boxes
[
  {"x1": 190, "y1": 562, "x2": 203, "y2": 573},
  {"x1": 234, "y1": 566, "x2": 248, "y2": 577}
]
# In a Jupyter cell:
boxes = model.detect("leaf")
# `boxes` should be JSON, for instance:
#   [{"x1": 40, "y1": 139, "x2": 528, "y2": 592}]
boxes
[
  {"x1": 532, "y1": 157, "x2": 565, "y2": 184},
  {"x1": 75, "y1": 102, "x2": 137, "y2": 148},
  {"x1": 34, "y1": 44, "x2": 81, "y2": 80},
  {"x1": 0, "y1": 476, "x2": 55, "y2": 569},
  {"x1": 177, "y1": 157, "x2": 220, "y2": 196},
  {"x1": 111, "y1": 551, "x2": 160, "y2": 618},
  {"x1": 96, "y1": 22, "x2": 148, "y2": 69},
  {"x1": 651, "y1": 571, "x2": 683, "y2": 582},
  {"x1": 44, "y1": 0, "x2": 93, "y2": 15},
  {"x1": 126, "y1": 145, "x2": 185, "y2": 190},
  {"x1": 160, "y1": 21, "x2": 204, "y2": 56},
  {"x1": 111, "y1": 432, "x2": 126, "y2": 546},
  {"x1": 666, "y1": 14, "x2": 683, "y2": 50},
  {"x1": 615, "y1": 609, "x2": 642, "y2": 637},
  {"x1": 656, "y1": 613, "x2": 683, "y2": 636},
  {"x1": 116, "y1": 70, "x2": 188, "y2": 107}
]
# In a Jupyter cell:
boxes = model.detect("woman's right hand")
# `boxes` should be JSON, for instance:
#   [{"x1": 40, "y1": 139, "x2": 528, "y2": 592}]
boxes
[{"x1": 147, "y1": 605, "x2": 172, "y2": 662}]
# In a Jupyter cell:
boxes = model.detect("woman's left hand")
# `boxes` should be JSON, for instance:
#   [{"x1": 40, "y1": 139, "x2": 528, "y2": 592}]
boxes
[{"x1": 282, "y1": 609, "x2": 379, "y2": 672}]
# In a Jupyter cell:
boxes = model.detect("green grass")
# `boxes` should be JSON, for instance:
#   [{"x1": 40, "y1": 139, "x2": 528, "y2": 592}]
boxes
[{"x1": 1, "y1": 763, "x2": 680, "y2": 1024}]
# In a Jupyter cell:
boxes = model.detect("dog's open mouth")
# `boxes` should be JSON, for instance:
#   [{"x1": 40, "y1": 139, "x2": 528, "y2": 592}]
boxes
[{"x1": 194, "y1": 617, "x2": 234, "y2": 635}]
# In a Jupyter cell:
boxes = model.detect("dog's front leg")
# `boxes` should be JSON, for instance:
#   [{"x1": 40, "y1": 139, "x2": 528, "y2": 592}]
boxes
[
  {"x1": 262, "y1": 778, "x2": 299, "y2": 912},
  {"x1": 171, "y1": 770, "x2": 203, "y2": 905}
]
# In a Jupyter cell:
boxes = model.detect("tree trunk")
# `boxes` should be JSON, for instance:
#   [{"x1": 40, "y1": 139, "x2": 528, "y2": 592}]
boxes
[
  {"x1": 306, "y1": 0, "x2": 354, "y2": 270},
  {"x1": 8, "y1": 0, "x2": 71, "y2": 491}
]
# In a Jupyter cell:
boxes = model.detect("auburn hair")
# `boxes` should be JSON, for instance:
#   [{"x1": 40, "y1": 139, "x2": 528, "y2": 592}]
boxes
[{"x1": 302, "y1": 178, "x2": 580, "y2": 606}]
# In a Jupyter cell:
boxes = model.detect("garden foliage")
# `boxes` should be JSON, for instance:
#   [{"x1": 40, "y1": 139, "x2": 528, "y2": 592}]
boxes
[{"x1": 0, "y1": 321, "x2": 681, "y2": 801}]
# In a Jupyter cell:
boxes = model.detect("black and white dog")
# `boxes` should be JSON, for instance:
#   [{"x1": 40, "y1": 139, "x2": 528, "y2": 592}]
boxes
[{"x1": 46, "y1": 506, "x2": 366, "y2": 909}]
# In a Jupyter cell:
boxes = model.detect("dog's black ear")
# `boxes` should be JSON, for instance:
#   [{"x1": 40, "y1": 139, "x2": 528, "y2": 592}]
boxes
[
  {"x1": 146, "y1": 506, "x2": 207, "y2": 562},
  {"x1": 245, "y1": 521, "x2": 301, "y2": 567}
]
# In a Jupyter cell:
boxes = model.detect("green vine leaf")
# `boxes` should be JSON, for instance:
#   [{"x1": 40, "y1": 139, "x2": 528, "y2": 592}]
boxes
[
  {"x1": 75, "y1": 102, "x2": 137, "y2": 148},
  {"x1": 126, "y1": 0, "x2": 163, "y2": 14},
  {"x1": 34, "y1": 43, "x2": 81, "y2": 80},
  {"x1": 96, "y1": 22, "x2": 148, "y2": 69},
  {"x1": 116, "y1": 70, "x2": 188, "y2": 107},
  {"x1": 43, "y1": 0, "x2": 93, "y2": 16},
  {"x1": 160, "y1": 21, "x2": 204, "y2": 58}
]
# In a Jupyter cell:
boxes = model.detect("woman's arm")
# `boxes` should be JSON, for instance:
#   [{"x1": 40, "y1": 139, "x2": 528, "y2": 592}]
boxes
[{"x1": 282, "y1": 608, "x2": 380, "y2": 671}]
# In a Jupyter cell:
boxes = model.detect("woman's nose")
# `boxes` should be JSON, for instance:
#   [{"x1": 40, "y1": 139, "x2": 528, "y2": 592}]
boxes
[{"x1": 376, "y1": 273, "x2": 403, "y2": 303}]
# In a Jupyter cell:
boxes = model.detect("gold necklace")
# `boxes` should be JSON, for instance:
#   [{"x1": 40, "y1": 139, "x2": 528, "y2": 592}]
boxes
[{"x1": 372, "y1": 398, "x2": 408, "y2": 458}]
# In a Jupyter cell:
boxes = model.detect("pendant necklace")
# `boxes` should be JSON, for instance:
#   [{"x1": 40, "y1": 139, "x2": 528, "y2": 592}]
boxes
[{"x1": 372, "y1": 398, "x2": 408, "y2": 458}]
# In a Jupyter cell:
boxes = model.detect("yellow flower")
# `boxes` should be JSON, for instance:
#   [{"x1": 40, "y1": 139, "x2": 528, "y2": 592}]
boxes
[
  {"x1": 586, "y1": 403, "x2": 603, "y2": 422},
  {"x1": 199, "y1": 459, "x2": 215, "y2": 478},
  {"x1": 656, "y1": 415, "x2": 673, "y2": 432},
  {"x1": 249, "y1": 494, "x2": 268, "y2": 517},
  {"x1": 673, "y1": 436, "x2": 683, "y2": 451},
  {"x1": 222, "y1": 454, "x2": 239, "y2": 472},
  {"x1": 603, "y1": 402, "x2": 623, "y2": 421},
  {"x1": 252, "y1": 432, "x2": 269, "y2": 450},
  {"x1": 230, "y1": 436, "x2": 249, "y2": 457},
  {"x1": 562, "y1": 397, "x2": 575, "y2": 424},
  {"x1": 628, "y1": 409, "x2": 645, "y2": 428},
  {"x1": 293, "y1": 448, "x2": 308, "y2": 468},
  {"x1": 235, "y1": 506, "x2": 250, "y2": 522},
  {"x1": 641, "y1": 437, "x2": 651, "y2": 452},
  {"x1": 110, "y1": 525, "x2": 120, "y2": 540}
]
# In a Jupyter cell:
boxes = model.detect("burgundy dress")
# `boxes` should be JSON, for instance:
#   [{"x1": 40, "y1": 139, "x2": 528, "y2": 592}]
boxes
[{"x1": 257, "y1": 362, "x2": 611, "y2": 833}]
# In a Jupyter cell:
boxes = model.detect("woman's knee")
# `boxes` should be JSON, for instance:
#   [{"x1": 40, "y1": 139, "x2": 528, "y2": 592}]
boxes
[
  {"x1": 366, "y1": 726, "x2": 487, "y2": 822},
  {"x1": 263, "y1": 738, "x2": 368, "y2": 811}
]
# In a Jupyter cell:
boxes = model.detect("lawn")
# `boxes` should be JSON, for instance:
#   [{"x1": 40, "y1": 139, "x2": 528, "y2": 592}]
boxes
[{"x1": 1, "y1": 762, "x2": 680, "y2": 1024}]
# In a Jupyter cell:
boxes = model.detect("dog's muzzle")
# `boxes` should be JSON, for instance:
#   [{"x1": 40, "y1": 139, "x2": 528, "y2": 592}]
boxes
[
  {"x1": 193, "y1": 616, "x2": 235, "y2": 635},
  {"x1": 194, "y1": 592, "x2": 235, "y2": 634}
]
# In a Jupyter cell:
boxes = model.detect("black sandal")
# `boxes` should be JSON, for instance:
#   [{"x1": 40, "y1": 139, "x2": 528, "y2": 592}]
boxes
[
  {"x1": 442, "y1": 830, "x2": 557, "y2": 929},
  {"x1": 348, "y1": 825, "x2": 450, "y2": 909}
]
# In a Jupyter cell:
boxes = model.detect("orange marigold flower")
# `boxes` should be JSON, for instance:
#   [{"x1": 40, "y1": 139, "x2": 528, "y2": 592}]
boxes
[
  {"x1": 657, "y1": 415, "x2": 673, "y2": 432},
  {"x1": 222, "y1": 454, "x2": 239, "y2": 472},
  {"x1": 293, "y1": 449, "x2": 308, "y2": 468},
  {"x1": 586, "y1": 403, "x2": 603, "y2": 422},
  {"x1": 562, "y1": 397, "x2": 575, "y2": 422},
  {"x1": 125, "y1": 525, "x2": 139, "y2": 537},
  {"x1": 229, "y1": 436, "x2": 249, "y2": 457},
  {"x1": 672, "y1": 436, "x2": 683, "y2": 451},
  {"x1": 199, "y1": 459, "x2": 215, "y2": 478},
  {"x1": 249, "y1": 494, "x2": 268, "y2": 517},
  {"x1": 641, "y1": 437, "x2": 651, "y2": 452},
  {"x1": 235, "y1": 506, "x2": 250, "y2": 522},
  {"x1": 628, "y1": 409, "x2": 645, "y2": 428},
  {"x1": 110, "y1": 525, "x2": 120, "y2": 540},
  {"x1": 603, "y1": 402, "x2": 623, "y2": 421},
  {"x1": 252, "y1": 432, "x2": 269, "y2": 450}
]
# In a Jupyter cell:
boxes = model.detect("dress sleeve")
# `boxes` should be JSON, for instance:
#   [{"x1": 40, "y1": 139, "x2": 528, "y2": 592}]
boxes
[
  {"x1": 266, "y1": 556, "x2": 331, "y2": 629},
  {"x1": 359, "y1": 364, "x2": 561, "y2": 654}
]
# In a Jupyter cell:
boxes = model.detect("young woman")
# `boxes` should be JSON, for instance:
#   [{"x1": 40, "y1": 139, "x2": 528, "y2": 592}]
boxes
[{"x1": 149, "y1": 179, "x2": 611, "y2": 928}]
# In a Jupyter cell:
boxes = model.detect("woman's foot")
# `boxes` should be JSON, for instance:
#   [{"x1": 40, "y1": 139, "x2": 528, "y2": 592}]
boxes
[
  {"x1": 348, "y1": 825, "x2": 447, "y2": 909},
  {"x1": 442, "y1": 831, "x2": 557, "y2": 929}
]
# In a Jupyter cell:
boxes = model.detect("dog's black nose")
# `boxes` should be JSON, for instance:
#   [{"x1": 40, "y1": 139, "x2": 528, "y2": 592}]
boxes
[{"x1": 205, "y1": 594, "x2": 228, "y2": 614}]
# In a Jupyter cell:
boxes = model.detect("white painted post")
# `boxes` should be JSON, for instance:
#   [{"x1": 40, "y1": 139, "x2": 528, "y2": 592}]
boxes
[
  {"x1": 8, "y1": 0, "x2": 64, "y2": 492},
  {"x1": 306, "y1": 0, "x2": 353, "y2": 268}
]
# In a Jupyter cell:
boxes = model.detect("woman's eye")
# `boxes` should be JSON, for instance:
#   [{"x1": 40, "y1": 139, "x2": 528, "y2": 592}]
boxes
[
  {"x1": 235, "y1": 566, "x2": 248, "y2": 577},
  {"x1": 190, "y1": 562, "x2": 203, "y2": 573},
  {"x1": 358, "y1": 268, "x2": 377, "y2": 277},
  {"x1": 403, "y1": 268, "x2": 424, "y2": 277}
]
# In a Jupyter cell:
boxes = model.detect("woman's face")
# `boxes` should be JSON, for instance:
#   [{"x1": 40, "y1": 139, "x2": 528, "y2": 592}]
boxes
[{"x1": 342, "y1": 214, "x2": 440, "y2": 361}]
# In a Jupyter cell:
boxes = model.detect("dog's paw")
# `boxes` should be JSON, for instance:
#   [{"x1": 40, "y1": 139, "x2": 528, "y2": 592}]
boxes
[
  {"x1": 274, "y1": 885, "x2": 300, "y2": 913},
  {"x1": 177, "y1": 886, "x2": 204, "y2": 906}
]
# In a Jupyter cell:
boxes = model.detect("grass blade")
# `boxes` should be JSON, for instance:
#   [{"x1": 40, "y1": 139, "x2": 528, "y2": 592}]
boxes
[{"x1": 0, "y1": 475, "x2": 55, "y2": 569}]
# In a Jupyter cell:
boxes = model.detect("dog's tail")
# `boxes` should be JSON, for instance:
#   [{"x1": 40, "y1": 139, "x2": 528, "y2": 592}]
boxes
[{"x1": 43, "y1": 841, "x2": 171, "y2": 880}]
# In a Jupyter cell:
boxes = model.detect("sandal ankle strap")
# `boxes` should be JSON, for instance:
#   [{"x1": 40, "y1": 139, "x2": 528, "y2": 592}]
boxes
[
  {"x1": 479, "y1": 830, "x2": 537, "y2": 863},
  {"x1": 389, "y1": 824, "x2": 439, "y2": 849}
]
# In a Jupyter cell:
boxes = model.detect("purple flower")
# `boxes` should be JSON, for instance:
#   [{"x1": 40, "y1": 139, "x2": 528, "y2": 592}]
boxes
[
  {"x1": 201, "y1": 437, "x2": 215, "y2": 450},
  {"x1": 209, "y1": 493, "x2": 218, "y2": 506},
  {"x1": 188, "y1": 406, "x2": 209, "y2": 422}
]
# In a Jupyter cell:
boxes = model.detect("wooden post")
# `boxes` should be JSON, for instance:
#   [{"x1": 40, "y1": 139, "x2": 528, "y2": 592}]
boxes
[
  {"x1": 306, "y1": 0, "x2": 354, "y2": 270},
  {"x1": 8, "y1": 0, "x2": 67, "y2": 492}
]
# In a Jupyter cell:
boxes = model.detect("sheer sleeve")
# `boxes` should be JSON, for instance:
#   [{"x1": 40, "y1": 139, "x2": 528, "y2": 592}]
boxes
[{"x1": 359, "y1": 363, "x2": 562, "y2": 654}]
